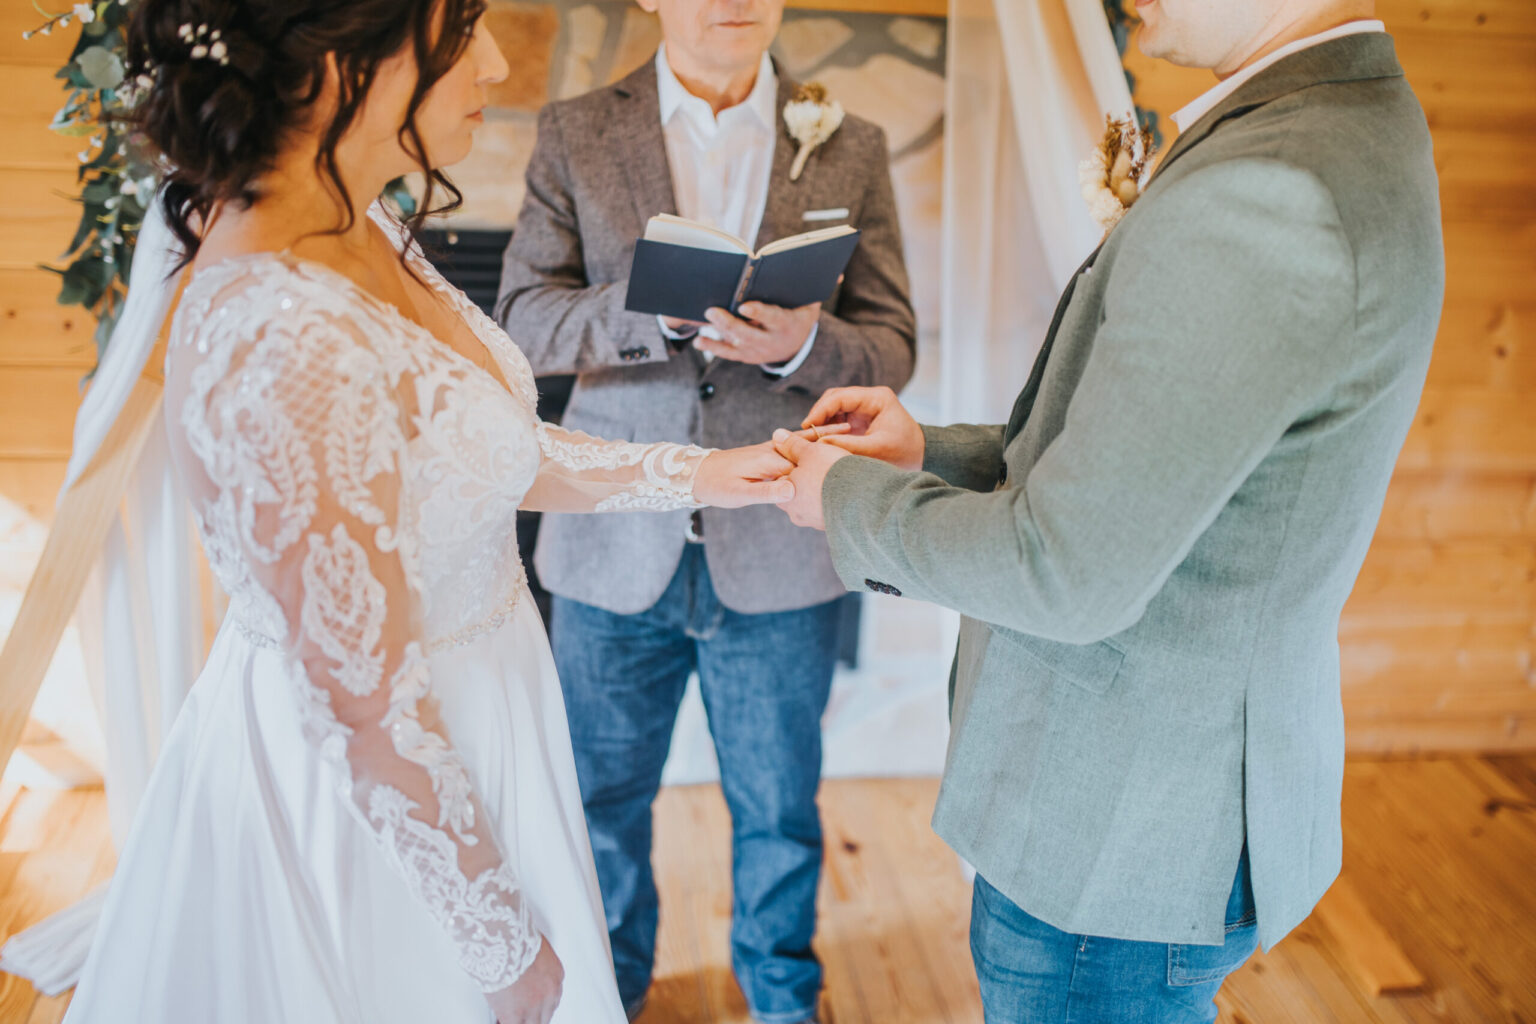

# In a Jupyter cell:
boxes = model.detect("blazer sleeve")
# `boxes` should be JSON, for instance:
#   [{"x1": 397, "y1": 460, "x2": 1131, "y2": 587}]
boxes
[
  {"x1": 495, "y1": 103, "x2": 671, "y2": 375},
  {"x1": 768, "y1": 125, "x2": 917, "y2": 396},
  {"x1": 819, "y1": 159, "x2": 1357, "y2": 644}
]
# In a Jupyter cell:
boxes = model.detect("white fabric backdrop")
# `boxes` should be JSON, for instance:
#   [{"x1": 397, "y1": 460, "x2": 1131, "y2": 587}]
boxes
[{"x1": 940, "y1": 0, "x2": 1133, "y2": 423}]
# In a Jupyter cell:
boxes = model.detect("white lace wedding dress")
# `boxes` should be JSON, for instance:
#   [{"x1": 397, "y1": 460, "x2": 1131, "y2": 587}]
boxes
[{"x1": 64, "y1": 204, "x2": 709, "y2": 1024}]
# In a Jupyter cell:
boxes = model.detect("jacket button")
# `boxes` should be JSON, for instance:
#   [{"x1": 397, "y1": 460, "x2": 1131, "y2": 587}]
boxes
[
  {"x1": 699, "y1": 382, "x2": 717, "y2": 400},
  {"x1": 637, "y1": 346, "x2": 650, "y2": 359},
  {"x1": 865, "y1": 579, "x2": 880, "y2": 592}
]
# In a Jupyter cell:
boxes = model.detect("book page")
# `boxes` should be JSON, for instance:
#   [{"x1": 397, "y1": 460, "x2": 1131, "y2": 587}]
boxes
[
  {"x1": 756, "y1": 224, "x2": 859, "y2": 259},
  {"x1": 644, "y1": 214, "x2": 751, "y2": 255}
]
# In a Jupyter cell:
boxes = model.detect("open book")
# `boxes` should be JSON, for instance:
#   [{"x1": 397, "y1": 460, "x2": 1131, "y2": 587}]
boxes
[{"x1": 623, "y1": 213, "x2": 861, "y2": 323}]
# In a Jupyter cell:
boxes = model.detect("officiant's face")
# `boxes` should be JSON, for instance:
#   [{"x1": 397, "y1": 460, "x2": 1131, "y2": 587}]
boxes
[
  {"x1": 641, "y1": 0, "x2": 784, "y2": 75},
  {"x1": 1134, "y1": 0, "x2": 1288, "y2": 74}
]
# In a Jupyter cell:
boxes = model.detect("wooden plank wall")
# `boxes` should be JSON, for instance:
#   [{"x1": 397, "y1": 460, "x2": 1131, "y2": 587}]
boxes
[
  {"x1": 1124, "y1": 0, "x2": 1536, "y2": 754},
  {"x1": 0, "y1": 5, "x2": 94, "y2": 526},
  {"x1": 1, "y1": 1, "x2": 1532, "y2": 753}
]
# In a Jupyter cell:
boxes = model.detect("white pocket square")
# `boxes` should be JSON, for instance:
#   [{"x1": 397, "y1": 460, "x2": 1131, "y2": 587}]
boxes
[{"x1": 802, "y1": 208, "x2": 850, "y2": 222}]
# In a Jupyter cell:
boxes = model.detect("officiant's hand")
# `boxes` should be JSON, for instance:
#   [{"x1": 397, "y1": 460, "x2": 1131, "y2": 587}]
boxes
[
  {"x1": 770, "y1": 428, "x2": 852, "y2": 531},
  {"x1": 698, "y1": 301, "x2": 821, "y2": 365},
  {"x1": 801, "y1": 386, "x2": 925, "y2": 471},
  {"x1": 488, "y1": 935, "x2": 562, "y2": 1023}
]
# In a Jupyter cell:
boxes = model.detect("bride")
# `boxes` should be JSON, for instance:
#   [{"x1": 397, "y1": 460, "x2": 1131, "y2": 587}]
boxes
[{"x1": 63, "y1": 2, "x2": 815, "y2": 1022}]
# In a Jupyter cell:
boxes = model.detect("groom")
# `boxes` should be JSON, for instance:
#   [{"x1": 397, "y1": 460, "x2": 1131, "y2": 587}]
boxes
[{"x1": 772, "y1": 0, "x2": 1442, "y2": 1019}]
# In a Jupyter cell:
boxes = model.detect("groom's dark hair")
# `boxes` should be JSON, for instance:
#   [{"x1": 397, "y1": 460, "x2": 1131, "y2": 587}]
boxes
[{"x1": 125, "y1": 0, "x2": 487, "y2": 270}]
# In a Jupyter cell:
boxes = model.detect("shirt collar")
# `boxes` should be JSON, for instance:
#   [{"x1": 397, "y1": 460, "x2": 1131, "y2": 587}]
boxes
[
  {"x1": 656, "y1": 44, "x2": 777, "y2": 135},
  {"x1": 1171, "y1": 20, "x2": 1386, "y2": 133}
]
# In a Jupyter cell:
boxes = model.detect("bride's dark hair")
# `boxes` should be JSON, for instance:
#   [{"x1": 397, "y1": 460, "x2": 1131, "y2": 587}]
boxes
[{"x1": 125, "y1": 0, "x2": 487, "y2": 264}]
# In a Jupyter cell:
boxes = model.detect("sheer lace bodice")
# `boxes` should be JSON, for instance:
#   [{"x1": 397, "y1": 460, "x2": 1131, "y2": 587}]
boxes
[{"x1": 161, "y1": 203, "x2": 709, "y2": 993}]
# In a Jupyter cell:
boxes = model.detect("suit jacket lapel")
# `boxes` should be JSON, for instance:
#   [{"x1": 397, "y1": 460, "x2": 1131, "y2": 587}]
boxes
[
  {"x1": 608, "y1": 60, "x2": 678, "y2": 230},
  {"x1": 1149, "y1": 32, "x2": 1404, "y2": 185},
  {"x1": 1005, "y1": 33, "x2": 1407, "y2": 442},
  {"x1": 1004, "y1": 244, "x2": 1102, "y2": 443},
  {"x1": 754, "y1": 66, "x2": 818, "y2": 251}
]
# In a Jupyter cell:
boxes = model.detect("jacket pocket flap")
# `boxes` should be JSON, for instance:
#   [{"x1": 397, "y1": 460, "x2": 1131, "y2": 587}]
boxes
[{"x1": 992, "y1": 626, "x2": 1125, "y2": 695}]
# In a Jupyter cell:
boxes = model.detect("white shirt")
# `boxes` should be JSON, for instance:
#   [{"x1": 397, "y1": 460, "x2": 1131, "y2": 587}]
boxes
[
  {"x1": 1171, "y1": 20, "x2": 1386, "y2": 133},
  {"x1": 654, "y1": 44, "x2": 816, "y2": 376}
]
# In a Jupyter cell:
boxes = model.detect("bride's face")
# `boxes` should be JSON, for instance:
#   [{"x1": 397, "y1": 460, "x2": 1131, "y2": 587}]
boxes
[{"x1": 358, "y1": 11, "x2": 509, "y2": 175}]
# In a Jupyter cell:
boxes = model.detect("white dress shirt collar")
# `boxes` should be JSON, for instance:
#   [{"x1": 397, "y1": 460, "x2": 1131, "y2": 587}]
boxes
[
  {"x1": 1171, "y1": 20, "x2": 1386, "y2": 133},
  {"x1": 656, "y1": 44, "x2": 778, "y2": 137}
]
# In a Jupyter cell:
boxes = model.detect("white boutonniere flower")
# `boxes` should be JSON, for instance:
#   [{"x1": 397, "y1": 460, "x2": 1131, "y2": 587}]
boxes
[
  {"x1": 783, "y1": 83, "x2": 845, "y2": 182},
  {"x1": 1079, "y1": 114, "x2": 1156, "y2": 234}
]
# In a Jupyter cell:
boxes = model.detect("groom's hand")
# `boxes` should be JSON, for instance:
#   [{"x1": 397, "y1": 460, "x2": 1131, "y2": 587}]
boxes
[
  {"x1": 771, "y1": 428, "x2": 851, "y2": 531},
  {"x1": 801, "y1": 386, "x2": 925, "y2": 471},
  {"x1": 693, "y1": 427, "x2": 850, "y2": 509}
]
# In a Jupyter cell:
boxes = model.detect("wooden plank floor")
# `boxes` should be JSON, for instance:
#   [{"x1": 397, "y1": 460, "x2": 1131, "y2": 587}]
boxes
[{"x1": 2, "y1": 759, "x2": 1534, "y2": 1022}]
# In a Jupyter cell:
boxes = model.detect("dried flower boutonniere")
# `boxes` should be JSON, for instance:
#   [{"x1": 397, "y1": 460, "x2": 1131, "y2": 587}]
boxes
[
  {"x1": 783, "y1": 83, "x2": 845, "y2": 182},
  {"x1": 1079, "y1": 113, "x2": 1156, "y2": 234}
]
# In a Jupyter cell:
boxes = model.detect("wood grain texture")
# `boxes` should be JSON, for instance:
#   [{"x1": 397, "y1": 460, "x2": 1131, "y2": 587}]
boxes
[{"x1": 4, "y1": 770, "x2": 1535, "y2": 1023}]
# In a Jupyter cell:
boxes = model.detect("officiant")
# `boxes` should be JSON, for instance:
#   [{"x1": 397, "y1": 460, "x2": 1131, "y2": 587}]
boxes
[{"x1": 495, "y1": 1, "x2": 915, "y2": 1018}]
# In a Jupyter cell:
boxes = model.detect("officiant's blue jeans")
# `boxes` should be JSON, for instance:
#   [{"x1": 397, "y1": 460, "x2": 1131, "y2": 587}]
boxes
[
  {"x1": 969, "y1": 849, "x2": 1258, "y2": 1023},
  {"x1": 553, "y1": 545, "x2": 840, "y2": 1023}
]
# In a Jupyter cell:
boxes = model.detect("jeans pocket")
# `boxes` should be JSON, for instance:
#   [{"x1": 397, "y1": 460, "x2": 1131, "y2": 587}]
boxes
[{"x1": 1166, "y1": 912, "x2": 1258, "y2": 987}]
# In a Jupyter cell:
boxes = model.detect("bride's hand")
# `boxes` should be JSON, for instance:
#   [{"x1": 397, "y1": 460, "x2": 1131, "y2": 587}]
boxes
[
  {"x1": 487, "y1": 936, "x2": 563, "y2": 1024},
  {"x1": 693, "y1": 425, "x2": 851, "y2": 509}
]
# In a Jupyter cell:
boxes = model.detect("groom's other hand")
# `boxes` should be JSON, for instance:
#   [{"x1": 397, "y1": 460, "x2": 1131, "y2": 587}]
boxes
[
  {"x1": 802, "y1": 385, "x2": 924, "y2": 470},
  {"x1": 772, "y1": 429, "x2": 851, "y2": 531}
]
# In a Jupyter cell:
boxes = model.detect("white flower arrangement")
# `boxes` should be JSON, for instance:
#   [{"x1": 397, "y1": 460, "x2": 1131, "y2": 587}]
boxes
[
  {"x1": 1079, "y1": 113, "x2": 1156, "y2": 234},
  {"x1": 782, "y1": 83, "x2": 844, "y2": 182}
]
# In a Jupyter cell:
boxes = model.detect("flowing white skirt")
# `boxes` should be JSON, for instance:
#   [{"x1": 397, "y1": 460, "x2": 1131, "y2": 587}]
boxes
[{"x1": 65, "y1": 587, "x2": 626, "y2": 1023}]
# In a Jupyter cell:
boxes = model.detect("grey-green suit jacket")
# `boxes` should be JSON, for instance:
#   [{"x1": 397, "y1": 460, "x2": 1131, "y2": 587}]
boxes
[{"x1": 821, "y1": 33, "x2": 1443, "y2": 950}]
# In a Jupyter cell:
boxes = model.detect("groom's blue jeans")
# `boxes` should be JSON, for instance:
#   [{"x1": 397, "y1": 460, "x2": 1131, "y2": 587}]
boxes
[
  {"x1": 553, "y1": 545, "x2": 840, "y2": 1023},
  {"x1": 970, "y1": 848, "x2": 1258, "y2": 1023}
]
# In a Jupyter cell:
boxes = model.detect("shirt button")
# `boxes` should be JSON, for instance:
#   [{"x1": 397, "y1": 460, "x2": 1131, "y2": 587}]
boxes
[{"x1": 700, "y1": 382, "x2": 716, "y2": 400}]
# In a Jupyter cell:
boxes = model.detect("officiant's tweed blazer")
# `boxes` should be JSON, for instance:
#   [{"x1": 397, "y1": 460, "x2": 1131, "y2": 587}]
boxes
[
  {"x1": 822, "y1": 33, "x2": 1442, "y2": 951},
  {"x1": 496, "y1": 58, "x2": 915, "y2": 615}
]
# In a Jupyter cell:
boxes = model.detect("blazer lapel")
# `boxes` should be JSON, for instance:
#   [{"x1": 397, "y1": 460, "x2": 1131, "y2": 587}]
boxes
[
  {"x1": 607, "y1": 59, "x2": 678, "y2": 230},
  {"x1": 1006, "y1": 34, "x2": 1405, "y2": 445},
  {"x1": 1149, "y1": 32, "x2": 1404, "y2": 185},
  {"x1": 754, "y1": 67, "x2": 819, "y2": 252}
]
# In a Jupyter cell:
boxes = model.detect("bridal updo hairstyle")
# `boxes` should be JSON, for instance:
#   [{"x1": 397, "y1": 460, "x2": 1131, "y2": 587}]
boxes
[{"x1": 125, "y1": 0, "x2": 488, "y2": 262}]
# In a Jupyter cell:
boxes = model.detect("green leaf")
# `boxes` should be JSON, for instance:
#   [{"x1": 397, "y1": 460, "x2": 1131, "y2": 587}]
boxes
[
  {"x1": 52, "y1": 120, "x2": 97, "y2": 137},
  {"x1": 77, "y1": 46, "x2": 124, "y2": 90},
  {"x1": 58, "y1": 263, "x2": 91, "y2": 305},
  {"x1": 81, "y1": 178, "x2": 115, "y2": 202},
  {"x1": 64, "y1": 211, "x2": 99, "y2": 256}
]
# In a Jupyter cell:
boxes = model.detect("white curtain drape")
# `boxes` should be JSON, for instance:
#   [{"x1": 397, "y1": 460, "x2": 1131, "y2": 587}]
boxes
[
  {"x1": 941, "y1": 0, "x2": 1134, "y2": 423},
  {"x1": 0, "y1": 195, "x2": 203, "y2": 995}
]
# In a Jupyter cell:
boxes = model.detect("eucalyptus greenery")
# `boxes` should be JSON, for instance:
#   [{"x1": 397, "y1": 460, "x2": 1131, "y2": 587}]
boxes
[
  {"x1": 26, "y1": 0, "x2": 417, "y2": 371},
  {"x1": 26, "y1": 0, "x2": 150, "y2": 365}
]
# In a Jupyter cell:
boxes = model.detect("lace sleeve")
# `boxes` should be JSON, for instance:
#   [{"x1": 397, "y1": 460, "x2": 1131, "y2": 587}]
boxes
[
  {"x1": 175, "y1": 293, "x2": 540, "y2": 994},
  {"x1": 519, "y1": 421, "x2": 714, "y2": 513}
]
